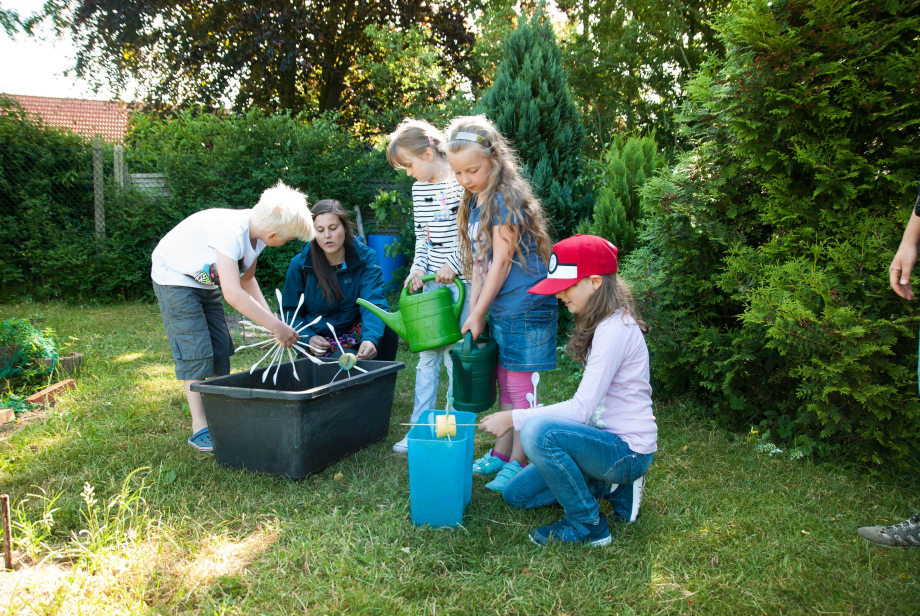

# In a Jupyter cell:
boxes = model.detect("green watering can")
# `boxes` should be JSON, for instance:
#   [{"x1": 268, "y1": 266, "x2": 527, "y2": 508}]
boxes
[
  {"x1": 356, "y1": 274, "x2": 465, "y2": 352},
  {"x1": 450, "y1": 331, "x2": 498, "y2": 414}
]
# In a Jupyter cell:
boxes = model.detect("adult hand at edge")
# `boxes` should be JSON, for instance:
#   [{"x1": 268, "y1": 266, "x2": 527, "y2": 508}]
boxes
[{"x1": 889, "y1": 243, "x2": 918, "y2": 300}]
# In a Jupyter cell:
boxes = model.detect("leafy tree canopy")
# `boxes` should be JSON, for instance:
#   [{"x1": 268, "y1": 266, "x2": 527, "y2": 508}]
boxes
[
  {"x1": 0, "y1": 5, "x2": 20, "y2": 36},
  {"x1": 557, "y1": 0, "x2": 731, "y2": 152},
  {"x1": 39, "y1": 1, "x2": 481, "y2": 117}
]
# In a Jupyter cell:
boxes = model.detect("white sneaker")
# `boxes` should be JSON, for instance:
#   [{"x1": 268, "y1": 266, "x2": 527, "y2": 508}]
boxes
[
  {"x1": 392, "y1": 436, "x2": 409, "y2": 454},
  {"x1": 607, "y1": 475, "x2": 646, "y2": 523}
]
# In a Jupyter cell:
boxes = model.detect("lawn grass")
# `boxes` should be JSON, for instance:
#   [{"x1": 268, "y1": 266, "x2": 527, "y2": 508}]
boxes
[{"x1": 0, "y1": 301, "x2": 917, "y2": 615}]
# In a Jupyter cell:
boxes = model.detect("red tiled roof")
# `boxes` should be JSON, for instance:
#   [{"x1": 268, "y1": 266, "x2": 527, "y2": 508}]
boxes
[{"x1": 1, "y1": 93, "x2": 133, "y2": 143}]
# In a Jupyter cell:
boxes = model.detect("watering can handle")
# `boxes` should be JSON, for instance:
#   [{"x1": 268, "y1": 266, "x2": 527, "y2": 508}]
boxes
[
  {"x1": 402, "y1": 274, "x2": 466, "y2": 320},
  {"x1": 462, "y1": 330, "x2": 473, "y2": 355}
]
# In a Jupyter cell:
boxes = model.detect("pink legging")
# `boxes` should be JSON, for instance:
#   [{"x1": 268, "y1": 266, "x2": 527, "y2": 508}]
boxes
[{"x1": 497, "y1": 364, "x2": 538, "y2": 410}]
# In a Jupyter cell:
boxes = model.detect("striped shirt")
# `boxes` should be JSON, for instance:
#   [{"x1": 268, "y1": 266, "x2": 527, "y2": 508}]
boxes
[{"x1": 411, "y1": 178, "x2": 465, "y2": 280}]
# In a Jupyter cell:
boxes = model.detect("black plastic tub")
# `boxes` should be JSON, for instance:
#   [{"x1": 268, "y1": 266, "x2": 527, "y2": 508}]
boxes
[{"x1": 190, "y1": 357, "x2": 405, "y2": 479}]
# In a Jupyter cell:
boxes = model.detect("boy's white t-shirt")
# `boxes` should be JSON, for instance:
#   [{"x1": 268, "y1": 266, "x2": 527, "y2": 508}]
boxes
[{"x1": 151, "y1": 208, "x2": 265, "y2": 288}]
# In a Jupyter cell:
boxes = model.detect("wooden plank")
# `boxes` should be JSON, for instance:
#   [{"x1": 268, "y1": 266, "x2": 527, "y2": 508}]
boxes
[{"x1": 26, "y1": 379, "x2": 76, "y2": 407}]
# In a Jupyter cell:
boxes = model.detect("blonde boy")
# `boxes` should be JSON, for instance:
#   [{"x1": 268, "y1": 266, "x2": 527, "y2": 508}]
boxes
[{"x1": 151, "y1": 181, "x2": 314, "y2": 452}]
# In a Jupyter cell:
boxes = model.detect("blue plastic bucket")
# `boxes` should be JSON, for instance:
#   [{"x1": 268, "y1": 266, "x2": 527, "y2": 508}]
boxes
[
  {"x1": 366, "y1": 234, "x2": 408, "y2": 292},
  {"x1": 407, "y1": 409, "x2": 476, "y2": 527}
]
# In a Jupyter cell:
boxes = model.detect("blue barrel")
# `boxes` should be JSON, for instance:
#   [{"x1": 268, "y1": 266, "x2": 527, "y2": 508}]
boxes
[
  {"x1": 367, "y1": 234, "x2": 408, "y2": 292},
  {"x1": 407, "y1": 409, "x2": 476, "y2": 527}
]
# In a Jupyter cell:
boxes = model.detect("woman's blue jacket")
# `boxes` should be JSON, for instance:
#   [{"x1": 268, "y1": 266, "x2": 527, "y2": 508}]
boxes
[{"x1": 280, "y1": 237, "x2": 390, "y2": 348}]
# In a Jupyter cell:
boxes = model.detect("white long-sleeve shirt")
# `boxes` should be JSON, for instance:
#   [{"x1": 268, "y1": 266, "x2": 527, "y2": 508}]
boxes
[{"x1": 512, "y1": 310, "x2": 657, "y2": 454}]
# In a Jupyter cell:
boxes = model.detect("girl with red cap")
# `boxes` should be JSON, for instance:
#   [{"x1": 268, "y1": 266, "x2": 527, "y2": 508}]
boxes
[{"x1": 479, "y1": 234, "x2": 657, "y2": 546}]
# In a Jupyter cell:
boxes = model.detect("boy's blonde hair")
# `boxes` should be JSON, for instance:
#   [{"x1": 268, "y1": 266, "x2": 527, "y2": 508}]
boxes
[
  {"x1": 386, "y1": 118, "x2": 446, "y2": 168},
  {"x1": 444, "y1": 115, "x2": 553, "y2": 279},
  {"x1": 251, "y1": 181, "x2": 314, "y2": 242}
]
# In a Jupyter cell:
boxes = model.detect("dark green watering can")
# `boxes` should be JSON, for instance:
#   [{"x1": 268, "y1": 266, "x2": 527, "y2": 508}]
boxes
[
  {"x1": 450, "y1": 331, "x2": 497, "y2": 414},
  {"x1": 356, "y1": 274, "x2": 465, "y2": 352}
]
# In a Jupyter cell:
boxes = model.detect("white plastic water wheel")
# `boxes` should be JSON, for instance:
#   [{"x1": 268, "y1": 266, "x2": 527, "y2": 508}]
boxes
[
  {"x1": 435, "y1": 414, "x2": 457, "y2": 438},
  {"x1": 337, "y1": 353, "x2": 357, "y2": 371}
]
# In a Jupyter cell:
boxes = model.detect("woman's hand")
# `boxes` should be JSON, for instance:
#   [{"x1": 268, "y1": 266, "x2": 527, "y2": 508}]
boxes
[
  {"x1": 478, "y1": 410, "x2": 514, "y2": 437},
  {"x1": 308, "y1": 335, "x2": 330, "y2": 355},
  {"x1": 435, "y1": 263, "x2": 456, "y2": 284},
  {"x1": 461, "y1": 311, "x2": 486, "y2": 341},
  {"x1": 404, "y1": 269, "x2": 426, "y2": 293},
  {"x1": 356, "y1": 341, "x2": 377, "y2": 360},
  {"x1": 272, "y1": 321, "x2": 299, "y2": 348}
]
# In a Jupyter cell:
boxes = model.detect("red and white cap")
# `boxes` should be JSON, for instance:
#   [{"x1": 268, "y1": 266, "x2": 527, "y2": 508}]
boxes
[{"x1": 527, "y1": 234, "x2": 618, "y2": 296}]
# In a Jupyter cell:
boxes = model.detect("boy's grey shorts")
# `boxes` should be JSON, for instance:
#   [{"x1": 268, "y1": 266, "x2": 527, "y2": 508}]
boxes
[{"x1": 153, "y1": 281, "x2": 234, "y2": 380}]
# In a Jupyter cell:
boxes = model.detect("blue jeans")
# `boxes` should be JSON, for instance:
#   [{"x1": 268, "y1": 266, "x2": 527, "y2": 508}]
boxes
[
  {"x1": 503, "y1": 416, "x2": 654, "y2": 525},
  {"x1": 411, "y1": 279, "x2": 471, "y2": 424}
]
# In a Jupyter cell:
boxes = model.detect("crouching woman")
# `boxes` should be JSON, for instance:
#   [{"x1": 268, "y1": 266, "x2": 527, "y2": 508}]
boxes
[{"x1": 281, "y1": 199, "x2": 398, "y2": 361}]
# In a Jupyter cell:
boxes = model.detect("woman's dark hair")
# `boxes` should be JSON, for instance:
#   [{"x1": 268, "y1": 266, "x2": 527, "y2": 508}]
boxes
[{"x1": 310, "y1": 199, "x2": 355, "y2": 305}]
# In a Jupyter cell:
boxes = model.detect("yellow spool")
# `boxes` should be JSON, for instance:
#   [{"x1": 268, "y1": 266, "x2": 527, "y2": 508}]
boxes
[
  {"x1": 435, "y1": 414, "x2": 457, "y2": 438},
  {"x1": 337, "y1": 353, "x2": 357, "y2": 371}
]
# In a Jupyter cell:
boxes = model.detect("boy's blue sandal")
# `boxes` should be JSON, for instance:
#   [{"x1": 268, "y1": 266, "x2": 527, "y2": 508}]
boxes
[
  {"x1": 484, "y1": 460, "x2": 522, "y2": 492},
  {"x1": 472, "y1": 451, "x2": 507, "y2": 476},
  {"x1": 530, "y1": 513, "x2": 612, "y2": 547},
  {"x1": 188, "y1": 427, "x2": 214, "y2": 453}
]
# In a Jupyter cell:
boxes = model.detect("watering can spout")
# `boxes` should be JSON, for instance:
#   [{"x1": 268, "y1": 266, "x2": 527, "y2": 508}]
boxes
[{"x1": 356, "y1": 299, "x2": 406, "y2": 339}]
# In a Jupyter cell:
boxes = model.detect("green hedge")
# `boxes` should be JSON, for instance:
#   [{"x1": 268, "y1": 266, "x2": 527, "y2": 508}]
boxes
[
  {"x1": 622, "y1": 0, "x2": 920, "y2": 466},
  {"x1": 1, "y1": 106, "x2": 400, "y2": 299},
  {"x1": 127, "y1": 109, "x2": 398, "y2": 292}
]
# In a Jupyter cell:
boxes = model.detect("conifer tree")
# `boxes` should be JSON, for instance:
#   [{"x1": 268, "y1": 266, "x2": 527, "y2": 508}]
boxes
[
  {"x1": 578, "y1": 134, "x2": 663, "y2": 255},
  {"x1": 476, "y1": 6, "x2": 587, "y2": 237}
]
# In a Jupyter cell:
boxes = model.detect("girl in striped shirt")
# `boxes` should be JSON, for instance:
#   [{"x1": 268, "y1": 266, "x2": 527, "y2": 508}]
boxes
[{"x1": 386, "y1": 119, "x2": 471, "y2": 454}]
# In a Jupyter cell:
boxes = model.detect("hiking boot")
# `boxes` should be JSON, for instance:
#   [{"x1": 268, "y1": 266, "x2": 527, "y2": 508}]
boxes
[
  {"x1": 530, "y1": 513, "x2": 612, "y2": 547},
  {"x1": 857, "y1": 514, "x2": 920, "y2": 548}
]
